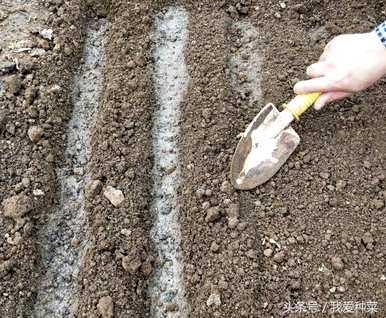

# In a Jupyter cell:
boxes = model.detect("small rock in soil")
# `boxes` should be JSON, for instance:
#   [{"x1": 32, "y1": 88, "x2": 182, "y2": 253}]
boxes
[
  {"x1": 246, "y1": 249, "x2": 257, "y2": 259},
  {"x1": 207, "y1": 290, "x2": 221, "y2": 307},
  {"x1": 263, "y1": 248, "x2": 273, "y2": 257},
  {"x1": 2, "y1": 194, "x2": 33, "y2": 220},
  {"x1": 310, "y1": 25, "x2": 329, "y2": 44},
  {"x1": 28, "y1": 126, "x2": 44, "y2": 143},
  {"x1": 24, "y1": 87, "x2": 37, "y2": 105},
  {"x1": 227, "y1": 217, "x2": 239, "y2": 229},
  {"x1": 204, "y1": 189, "x2": 212, "y2": 197},
  {"x1": 274, "y1": 12, "x2": 281, "y2": 19},
  {"x1": 0, "y1": 9, "x2": 7, "y2": 21},
  {"x1": 31, "y1": 47, "x2": 47, "y2": 56},
  {"x1": 210, "y1": 242, "x2": 220, "y2": 253},
  {"x1": 331, "y1": 256, "x2": 344, "y2": 270},
  {"x1": 21, "y1": 177, "x2": 31, "y2": 188},
  {"x1": 141, "y1": 261, "x2": 153, "y2": 276},
  {"x1": 0, "y1": 109, "x2": 9, "y2": 132},
  {"x1": 122, "y1": 255, "x2": 141, "y2": 274},
  {"x1": 362, "y1": 232, "x2": 374, "y2": 247},
  {"x1": 273, "y1": 251, "x2": 285, "y2": 263},
  {"x1": 226, "y1": 203, "x2": 239, "y2": 219},
  {"x1": 372, "y1": 199, "x2": 384, "y2": 210},
  {"x1": 165, "y1": 303, "x2": 179, "y2": 312},
  {"x1": 4, "y1": 75, "x2": 22, "y2": 95},
  {"x1": 14, "y1": 182, "x2": 23, "y2": 193},
  {"x1": 127, "y1": 60, "x2": 135, "y2": 69},
  {"x1": 278, "y1": 206, "x2": 289, "y2": 216},
  {"x1": 39, "y1": 29, "x2": 54, "y2": 41},
  {"x1": 8, "y1": 231, "x2": 22, "y2": 245},
  {"x1": 0, "y1": 259, "x2": 16, "y2": 278},
  {"x1": 205, "y1": 206, "x2": 220, "y2": 223},
  {"x1": 33, "y1": 189, "x2": 44, "y2": 196},
  {"x1": 196, "y1": 188, "x2": 205, "y2": 198},
  {"x1": 85, "y1": 180, "x2": 103, "y2": 199},
  {"x1": 337, "y1": 286, "x2": 346, "y2": 293},
  {"x1": 336, "y1": 179, "x2": 346, "y2": 191},
  {"x1": 237, "y1": 222, "x2": 247, "y2": 231},
  {"x1": 103, "y1": 186, "x2": 124, "y2": 207},
  {"x1": 0, "y1": 60, "x2": 16, "y2": 75},
  {"x1": 293, "y1": 3, "x2": 307, "y2": 14},
  {"x1": 236, "y1": 3, "x2": 249, "y2": 15},
  {"x1": 165, "y1": 164, "x2": 176, "y2": 175},
  {"x1": 202, "y1": 108, "x2": 211, "y2": 120},
  {"x1": 363, "y1": 160, "x2": 371, "y2": 169},
  {"x1": 97, "y1": 296, "x2": 113, "y2": 318},
  {"x1": 71, "y1": 237, "x2": 80, "y2": 248},
  {"x1": 220, "y1": 180, "x2": 231, "y2": 193},
  {"x1": 134, "y1": 53, "x2": 146, "y2": 66},
  {"x1": 120, "y1": 228, "x2": 131, "y2": 237},
  {"x1": 352, "y1": 104, "x2": 361, "y2": 113}
]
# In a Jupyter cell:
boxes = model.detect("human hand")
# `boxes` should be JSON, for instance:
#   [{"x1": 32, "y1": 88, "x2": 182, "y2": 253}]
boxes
[{"x1": 294, "y1": 32, "x2": 386, "y2": 110}]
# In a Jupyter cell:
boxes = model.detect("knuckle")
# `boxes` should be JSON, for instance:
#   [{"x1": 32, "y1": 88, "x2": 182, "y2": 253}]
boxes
[
  {"x1": 325, "y1": 61, "x2": 334, "y2": 70},
  {"x1": 332, "y1": 77, "x2": 346, "y2": 89},
  {"x1": 340, "y1": 73, "x2": 362, "y2": 92},
  {"x1": 334, "y1": 77, "x2": 360, "y2": 92}
]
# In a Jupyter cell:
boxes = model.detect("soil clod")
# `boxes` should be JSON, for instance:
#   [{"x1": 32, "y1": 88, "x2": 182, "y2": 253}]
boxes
[
  {"x1": 97, "y1": 296, "x2": 114, "y2": 318},
  {"x1": 27, "y1": 126, "x2": 44, "y2": 143},
  {"x1": 2, "y1": 194, "x2": 33, "y2": 221},
  {"x1": 103, "y1": 186, "x2": 124, "y2": 207}
]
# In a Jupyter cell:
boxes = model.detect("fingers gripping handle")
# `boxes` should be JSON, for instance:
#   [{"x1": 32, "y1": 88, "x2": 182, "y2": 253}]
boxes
[{"x1": 284, "y1": 92, "x2": 321, "y2": 120}]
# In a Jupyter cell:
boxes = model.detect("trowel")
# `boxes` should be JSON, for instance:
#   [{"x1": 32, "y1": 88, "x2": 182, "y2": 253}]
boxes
[{"x1": 230, "y1": 92, "x2": 321, "y2": 190}]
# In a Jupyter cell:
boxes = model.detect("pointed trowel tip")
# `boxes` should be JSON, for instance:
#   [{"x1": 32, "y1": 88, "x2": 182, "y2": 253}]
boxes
[
  {"x1": 235, "y1": 174, "x2": 245, "y2": 186},
  {"x1": 230, "y1": 103, "x2": 301, "y2": 191}
]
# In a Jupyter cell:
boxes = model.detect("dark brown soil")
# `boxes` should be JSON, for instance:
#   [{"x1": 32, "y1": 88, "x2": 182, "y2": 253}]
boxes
[
  {"x1": 0, "y1": 0, "x2": 86, "y2": 316},
  {"x1": 252, "y1": 1, "x2": 386, "y2": 317},
  {"x1": 1, "y1": 0, "x2": 385, "y2": 317},
  {"x1": 178, "y1": 2, "x2": 262, "y2": 317},
  {"x1": 76, "y1": 0, "x2": 155, "y2": 316},
  {"x1": 178, "y1": 0, "x2": 386, "y2": 317}
]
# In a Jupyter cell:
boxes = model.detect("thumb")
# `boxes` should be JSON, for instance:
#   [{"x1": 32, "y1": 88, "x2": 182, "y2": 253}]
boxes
[{"x1": 314, "y1": 91, "x2": 352, "y2": 110}]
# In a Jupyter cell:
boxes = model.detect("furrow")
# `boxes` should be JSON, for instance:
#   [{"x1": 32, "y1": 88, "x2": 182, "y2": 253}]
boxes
[
  {"x1": 33, "y1": 19, "x2": 108, "y2": 318},
  {"x1": 149, "y1": 7, "x2": 190, "y2": 318}
]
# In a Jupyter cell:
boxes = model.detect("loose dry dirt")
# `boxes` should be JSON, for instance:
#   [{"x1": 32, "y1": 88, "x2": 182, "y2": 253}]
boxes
[{"x1": 0, "y1": 0, "x2": 385, "y2": 317}]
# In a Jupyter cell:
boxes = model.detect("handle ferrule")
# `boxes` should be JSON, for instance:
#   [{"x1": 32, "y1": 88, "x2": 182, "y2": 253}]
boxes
[{"x1": 283, "y1": 92, "x2": 321, "y2": 120}]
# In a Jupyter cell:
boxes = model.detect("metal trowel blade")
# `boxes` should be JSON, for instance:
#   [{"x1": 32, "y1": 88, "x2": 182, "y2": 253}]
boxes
[{"x1": 230, "y1": 103, "x2": 300, "y2": 190}]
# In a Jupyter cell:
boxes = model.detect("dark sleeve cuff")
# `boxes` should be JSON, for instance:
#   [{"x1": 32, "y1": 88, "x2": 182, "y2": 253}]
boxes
[{"x1": 375, "y1": 21, "x2": 386, "y2": 47}]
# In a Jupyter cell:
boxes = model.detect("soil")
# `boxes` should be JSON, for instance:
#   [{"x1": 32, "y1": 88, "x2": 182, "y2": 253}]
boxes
[
  {"x1": 0, "y1": 0, "x2": 385, "y2": 317},
  {"x1": 76, "y1": 0, "x2": 155, "y2": 316},
  {"x1": 0, "y1": 0, "x2": 87, "y2": 316}
]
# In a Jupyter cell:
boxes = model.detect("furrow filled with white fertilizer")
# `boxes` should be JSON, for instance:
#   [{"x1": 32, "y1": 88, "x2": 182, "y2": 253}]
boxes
[
  {"x1": 33, "y1": 20, "x2": 108, "y2": 317},
  {"x1": 149, "y1": 7, "x2": 190, "y2": 318}
]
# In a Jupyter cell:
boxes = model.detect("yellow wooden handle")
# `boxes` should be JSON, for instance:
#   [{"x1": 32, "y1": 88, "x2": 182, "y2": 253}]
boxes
[{"x1": 284, "y1": 92, "x2": 321, "y2": 120}]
